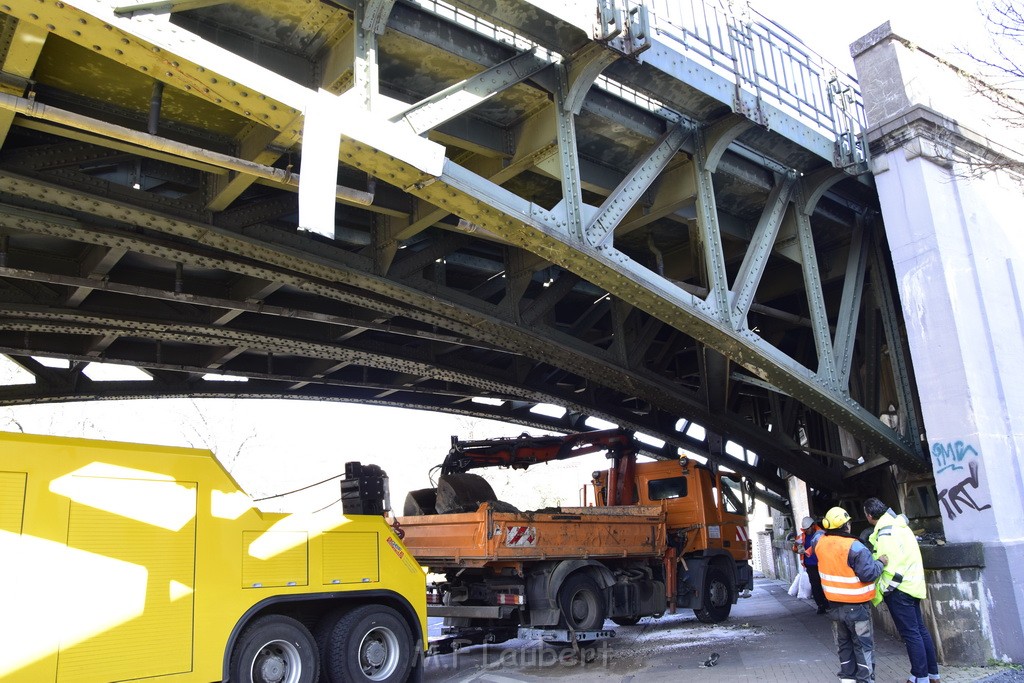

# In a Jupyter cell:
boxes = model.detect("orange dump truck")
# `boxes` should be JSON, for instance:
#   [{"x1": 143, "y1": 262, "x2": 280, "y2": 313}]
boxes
[{"x1": 397, "y1": 429, "x2": 753, "y2": 648}]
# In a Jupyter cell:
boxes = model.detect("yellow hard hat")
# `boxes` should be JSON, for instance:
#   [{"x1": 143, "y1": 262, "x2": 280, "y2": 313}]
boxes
[{"x1": 822, "y1": 506, "x2": 851, "y2": 530}]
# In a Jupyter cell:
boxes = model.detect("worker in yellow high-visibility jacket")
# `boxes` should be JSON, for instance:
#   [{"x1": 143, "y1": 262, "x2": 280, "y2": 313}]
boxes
[
  {"x1": 816, "y1": 506, "x2": 888, "y2": 683},
  {"x1": 864, "y1": 497, "x2": 940, "y2": 683}
]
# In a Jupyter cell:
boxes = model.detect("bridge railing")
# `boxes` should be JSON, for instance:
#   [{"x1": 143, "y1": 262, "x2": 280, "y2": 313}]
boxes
[
  {"x1": 640, "y1": 0, "x2": 869, "y2": 167},
  {"x1": 411, "y1": 0, "x2": 868, "y2": 168}
]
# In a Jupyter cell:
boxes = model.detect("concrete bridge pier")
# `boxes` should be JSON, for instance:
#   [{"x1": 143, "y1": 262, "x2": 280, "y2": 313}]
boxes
[{"x1": 853, "y1": 21, "x2": 1024, "y2": 664}]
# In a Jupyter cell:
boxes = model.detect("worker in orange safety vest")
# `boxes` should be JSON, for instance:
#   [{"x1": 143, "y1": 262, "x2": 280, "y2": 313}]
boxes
[{"x1": 816, "y1": 506, "x2": 888, "y2": 683}]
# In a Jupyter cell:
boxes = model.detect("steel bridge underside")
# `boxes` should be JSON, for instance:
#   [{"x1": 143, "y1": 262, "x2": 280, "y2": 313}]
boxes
[{"x1": 0, "y1": 0, "x2": 929, "y2": 506}]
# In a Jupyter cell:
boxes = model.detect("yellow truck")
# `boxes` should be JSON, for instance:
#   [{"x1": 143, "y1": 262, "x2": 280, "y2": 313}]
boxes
[{"x1": 0, "y1": 431, "x2": 426, "y2": 683}]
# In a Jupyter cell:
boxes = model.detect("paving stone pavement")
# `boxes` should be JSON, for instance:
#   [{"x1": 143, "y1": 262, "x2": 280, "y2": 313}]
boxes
[{"x1": 421, "y1": 577, "x2": 1012, "y2": 682}]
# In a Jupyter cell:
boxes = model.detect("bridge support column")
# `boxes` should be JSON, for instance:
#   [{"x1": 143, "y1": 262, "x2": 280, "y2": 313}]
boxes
[{"x1": 854, "y1": 22, "x2": 1024, "y2": 664}]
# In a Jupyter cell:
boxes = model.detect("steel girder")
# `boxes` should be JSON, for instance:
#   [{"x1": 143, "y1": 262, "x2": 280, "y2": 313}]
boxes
[{"x1": 0, "y1": 0, "x2": 929, "y2": 506}]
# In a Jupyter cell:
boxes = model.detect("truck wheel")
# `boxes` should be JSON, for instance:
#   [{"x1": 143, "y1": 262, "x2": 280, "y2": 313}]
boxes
[
  {"x1": 435, "y1": 473, "x2": 497, "y2": 513},
  {"x1": 694, "y1": 567, "x2": 733, "y2": 623},
  {"x1": 557, "y1": 573, "x2": 606, "y2": 631},
  {"x1": 403, "y1": 487, "x2": 437, "y2": 516},
  {"x1": 611, "y1": 616, "x2": 641, "y2": 626},
  {"x1": 229, "y1": 614, "x2": 319, "y2": 683},
  {"x1": 319, "y1": 605, "x2": 413, "y2": 682}
]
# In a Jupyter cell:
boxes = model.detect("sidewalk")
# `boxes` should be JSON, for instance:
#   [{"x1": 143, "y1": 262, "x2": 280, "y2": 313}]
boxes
[
  {"x1": 695, "y1": 578, "x2": 996, "y2": 683},
  {"x1": 422, "y1": 577, "x2": 1008, "y2": 682}
]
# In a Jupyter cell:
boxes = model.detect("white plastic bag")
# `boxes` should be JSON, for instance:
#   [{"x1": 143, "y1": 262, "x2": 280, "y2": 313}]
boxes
[
  {"x1": 788, "y1": 571, "x2": 801, "y2": 596},
  {"x1": 788, "y1": 570, "x2": 812, "y2": 599},
  {"x1": 797, "y1": 570, "x2": 812, "y2": 599}
]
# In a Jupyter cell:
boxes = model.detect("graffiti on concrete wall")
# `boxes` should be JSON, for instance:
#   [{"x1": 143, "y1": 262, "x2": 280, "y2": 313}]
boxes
[
  {"x1": 931, "y1": 440, "x2": 978, "y2": 474},
  {"x1": 933, "y1": 440, "x2": 992, "y2": 521}
]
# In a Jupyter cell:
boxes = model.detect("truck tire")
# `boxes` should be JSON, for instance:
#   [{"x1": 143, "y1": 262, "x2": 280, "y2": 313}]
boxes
[
  {"x1": 694, "y1": 567, "x2": 733, "y2": 623},
  {"x1": 435, "y1": 473, "x2": 497, "y2": 513},
  {"x1": 611, "y1": 616, "x2": 641, "y2": 626},
  {"x1": 557, "y1": 573, "x2": 606, "y2": 631},
  {"x1": 229, "y1": 614, "x2": 320, "y2": 683},
  {"x1": 318, "y1": 604, "x2": 413, "y2": 683},
  {"x1": 403, "y1": 487, "x2": 437, "y2": 516}
]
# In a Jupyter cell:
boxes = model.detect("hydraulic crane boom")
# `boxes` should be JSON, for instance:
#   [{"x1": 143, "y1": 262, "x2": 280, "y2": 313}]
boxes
[{"x1": 441, "y1": 428, "x2": 636, "y2": 476}]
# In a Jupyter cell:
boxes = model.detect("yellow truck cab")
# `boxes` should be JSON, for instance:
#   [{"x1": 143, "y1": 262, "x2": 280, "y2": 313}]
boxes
[{"x1": 0, "y1": 431, "x2": 426, "y2": 683}]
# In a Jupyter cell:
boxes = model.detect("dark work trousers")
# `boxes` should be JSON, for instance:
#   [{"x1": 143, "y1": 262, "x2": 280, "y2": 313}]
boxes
[
  {"x1": 884, "y1": 589, "x2": 939, "y2": 680},
  {"x1": 806, "y1": 564, "x2": 828, "y2": 611},
  {"x1": 829, "y1": 601, "x2": 875, "y2": 683}
]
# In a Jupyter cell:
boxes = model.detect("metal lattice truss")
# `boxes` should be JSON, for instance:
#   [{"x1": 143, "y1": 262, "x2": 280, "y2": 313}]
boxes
[{"x1": 0, "y1": 0, "x2": 928, "y2": 505}]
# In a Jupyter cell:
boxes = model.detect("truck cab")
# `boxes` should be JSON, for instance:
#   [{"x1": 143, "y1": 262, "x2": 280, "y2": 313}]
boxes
[
  {"x1": 590, "y1": 456, "x2": 753, "y2": 622},
  {"x1": 593, "y1": 458, "x2": 752, "y2": 563}
]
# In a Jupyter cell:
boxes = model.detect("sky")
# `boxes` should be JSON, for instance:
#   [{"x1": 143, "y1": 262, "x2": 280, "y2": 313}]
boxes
[{"x1": 748, "y1": 0, "x2": 995, "y2": 76}]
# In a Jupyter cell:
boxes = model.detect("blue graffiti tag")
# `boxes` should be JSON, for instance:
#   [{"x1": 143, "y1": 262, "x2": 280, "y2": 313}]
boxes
[{"x1": 931, "y1": 440, "x2": 978, "y2": 474}]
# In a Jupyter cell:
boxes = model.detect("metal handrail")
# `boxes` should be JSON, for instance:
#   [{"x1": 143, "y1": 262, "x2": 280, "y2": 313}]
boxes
[
  {"x1": 639, "y1": 0, "x2": 868, "y2": 167},
  {"x1": 410, "y1": 0, "x2": 869, "y2": 168}
]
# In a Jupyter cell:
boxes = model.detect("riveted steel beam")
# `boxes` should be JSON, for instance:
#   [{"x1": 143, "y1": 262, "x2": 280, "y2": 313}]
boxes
[
  {"x1": 562, "y1": 42, "x2": 620, "y2": 116},
  {"x1": 429, "y1": 160, "x2": 923, "y2": 471},
  {"x1": 0, "y1": 18, "x2": 46, "y2": 145},
  {"x1": 870, "y1": 228, "x2": 923, "y2": 444},
  {"x1": 692, "y1": 126, "x2": 731, "y2": 321},
  {"x1": 392, "y1": 49, "x2": 550, "y2": 135},
  {"x1": 0, "y1": 166, "x2": 846, "y2": 487},
  {"x1": 113, "y1": 0, "x2": 227, "y2": 15},
  {"x1": 552, "y1": 63, "x2": 586, "y2": 241},
  {"x1": 793, "y1": 185, "x2": 838, "y2": 389},
  {"x1": 833, "y1": 218, "x2": 869, "y2": 388},
  {"x1": 0, "y1": 296, "x2": 504, "y2": 367},
  {"x1": 585, "y1": 121, "x2": 689, "y2": 248},
  {"x1": 729, "y1": 172, "x2": 795, "y2": 329},
  {"x1": 362, "y1": 0, "x2": 396, "y2": 35}
]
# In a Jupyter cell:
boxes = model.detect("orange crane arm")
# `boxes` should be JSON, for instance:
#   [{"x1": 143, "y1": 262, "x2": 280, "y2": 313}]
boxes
[{"x1": 440, "y1": 428, "x2": 635, "y2": 475}]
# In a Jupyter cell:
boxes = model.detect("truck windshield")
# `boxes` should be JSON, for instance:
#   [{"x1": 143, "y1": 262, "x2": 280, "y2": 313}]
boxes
[{"x1": 648, "y1": 476, "x2": 687, "y2": 500}]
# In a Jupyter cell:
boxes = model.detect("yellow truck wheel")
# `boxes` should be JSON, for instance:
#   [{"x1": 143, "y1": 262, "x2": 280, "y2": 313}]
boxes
[
  {"x1": 318, "y1": 605, "x2": 413, "y2": 682},
  {"x1": 229, "y1": 614, "x2": 320, "y2": 683}
]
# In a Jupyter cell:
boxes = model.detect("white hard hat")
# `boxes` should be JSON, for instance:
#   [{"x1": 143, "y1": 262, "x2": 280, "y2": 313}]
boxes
[{"x1": 801, "y1": 516, "x2": 815, "y2": 530}]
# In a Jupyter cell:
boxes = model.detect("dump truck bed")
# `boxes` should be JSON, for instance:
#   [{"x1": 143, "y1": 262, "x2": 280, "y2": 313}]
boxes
[{"x1": 398, "y1": 504, "x2": 666, "y2": 568}]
